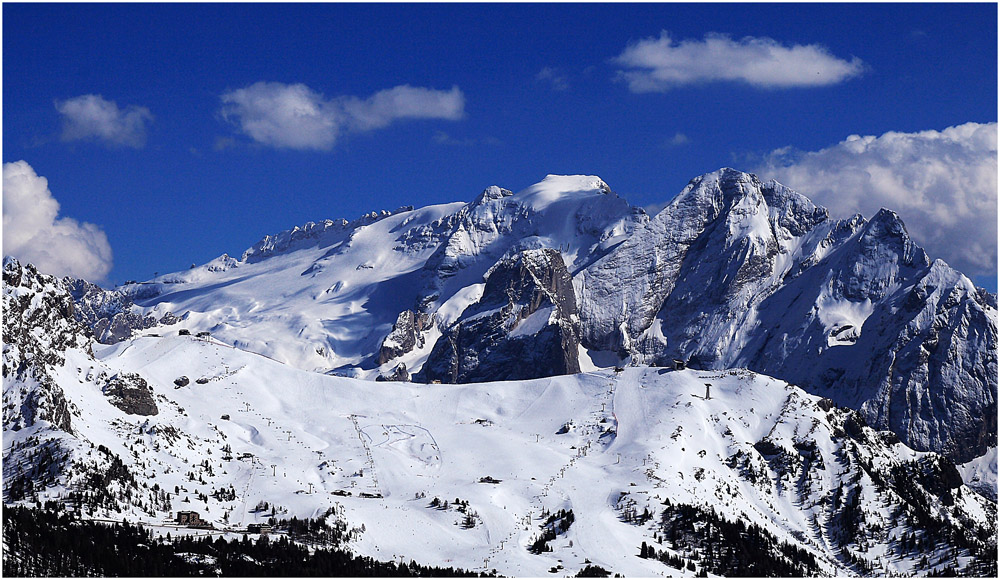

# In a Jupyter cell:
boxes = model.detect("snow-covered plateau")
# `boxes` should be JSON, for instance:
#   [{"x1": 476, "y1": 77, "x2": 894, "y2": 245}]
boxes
[{"x1": 3, "y1": 167, "x2": 997, "y2": 576}]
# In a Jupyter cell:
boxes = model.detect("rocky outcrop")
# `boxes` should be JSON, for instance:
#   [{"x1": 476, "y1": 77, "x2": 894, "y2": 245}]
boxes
[
  {"x1": 376, "y1": 311, "x2": 432, "y2": 365},
  {"x1": 102, "y1": 372, "x2": 158, "y2": 416},
  {"x1": 68, "y1": 279, "x2": 177, "y2": 344},
  {"x1": 2, "y1": 257, "x2": 86, "y2": 433},
  {"x1": 423, "y1": 249, "x2": 580, "y2": 383}
]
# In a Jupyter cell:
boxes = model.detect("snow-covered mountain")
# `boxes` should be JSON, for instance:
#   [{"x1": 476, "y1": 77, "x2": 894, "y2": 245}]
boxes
[
  {"x1": 71, "y1": 169, "x2": 995, "y2": 464},
  {"x1": 580, "y1": 169, "x2": 997, "y2": 463},
  {"x1": 2, "y1": 257, "x2": 996, "y2": 575},
  {"x1": 4, "y1": 167, "x2": 997, "y2": 575}
]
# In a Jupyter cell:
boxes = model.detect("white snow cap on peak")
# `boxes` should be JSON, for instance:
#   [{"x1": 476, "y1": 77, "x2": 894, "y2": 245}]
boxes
[{"x1": 512, "y1": 174, "x2": 611, "y2": 211}]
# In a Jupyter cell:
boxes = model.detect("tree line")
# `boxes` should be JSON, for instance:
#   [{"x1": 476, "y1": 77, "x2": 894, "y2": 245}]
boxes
[{"x1": 2, "y1": 505, "x2": 491, "y2": 577}]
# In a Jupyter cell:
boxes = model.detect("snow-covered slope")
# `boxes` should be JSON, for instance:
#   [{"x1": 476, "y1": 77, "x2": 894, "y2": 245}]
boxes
[
  {"x1": 110, "y1": 175, "x2": 635, "y2": 377},
  {"x1": 4, "y1": 329, "x2": 996, "y2": 575},
  {"x1": 120, "y1": 203, "x2": 465, "y2": 374},
  {"x1": 960, "y1": 447, "x2": 998, "y2": 502},
  {"x1": 4, "y1": 256, "x2": 997, "y2": 575},
  {"x1": 92, "y1": 169, "x2": 994, "y2": 464}
]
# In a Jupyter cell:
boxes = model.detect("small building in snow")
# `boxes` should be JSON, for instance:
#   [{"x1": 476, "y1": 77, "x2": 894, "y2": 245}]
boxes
[
  {"x1": 247, "y1": 523, "x2": 272, "y2": 535},
  {"x1": 176, "y1": 511, "x2": 202, "y2": 526}
]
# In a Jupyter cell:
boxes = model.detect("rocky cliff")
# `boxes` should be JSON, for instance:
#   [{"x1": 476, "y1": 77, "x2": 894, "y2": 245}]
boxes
[{"x1": 423, "y1": 248, "x2": 581, "y2": 383}]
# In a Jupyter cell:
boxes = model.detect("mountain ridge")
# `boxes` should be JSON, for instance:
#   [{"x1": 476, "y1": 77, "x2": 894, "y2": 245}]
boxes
[
  {"x1": 2, "y1": 258, "x2": 995, "y2": 574},
  {"x1": 22, "y1": 168, "x2": 997, "y2": 463},
  {"x1": 3, "y1": 164, "x2": 998, "y2": 575}
]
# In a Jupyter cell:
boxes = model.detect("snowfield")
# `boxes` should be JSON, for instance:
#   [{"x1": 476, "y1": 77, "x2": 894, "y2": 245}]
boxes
[{"x1": 5, "y1": 329, "x2": 991, "y2": 576}]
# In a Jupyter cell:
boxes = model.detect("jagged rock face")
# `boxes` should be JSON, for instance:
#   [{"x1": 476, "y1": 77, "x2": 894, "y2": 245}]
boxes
[
  {"x1": 2, "y1": 257, "x2": 87, "y2": 433},
  {"x1": 3, "y1": 258, "x2": 88, "y2": 366},
  {"x1": 849, "y1": 262, "x2": 997, "y2": 463},
  {"x1": 580, "y1": 169, "x2": 831, "y2": 360},
  {"x1": 102, "y1": 372, "x2": 158, "y2": 416},
  {"x1": 68, "y1": 279, "x2": 176, "y2": 344},
  {"x1": 5, "y1": 379, "x2": 74, "y2": 434},
  {"x1": 574, "y1": 169, "x2": 996, "y2": 462},
  {"x1": 424, "y1": 249, "x2": 581, "y2": 383},
  {"x1": 376, "y1": 310, "x2": 432, "y2": 365}
]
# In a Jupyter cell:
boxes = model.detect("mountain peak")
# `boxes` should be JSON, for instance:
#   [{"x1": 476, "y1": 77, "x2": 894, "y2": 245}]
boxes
[
  {"x1": 473, "y1": 185, "x2": 513, "y2": 205},
  {"x1": 665, "y1": 168, "x2": 829, "y2": 237},
  {"x1": 699, "y1": 167, "x2": 759, "y2": 189},
  {"x1": 670, "y1": 168, "x2": 762, "y2": 210},
  {"x1": 868, "y1": 207, "x2": 906, "y2": 233},
  {"x1": 858, "y1": 207, "x2": 929, "y2": 267},
  {"x1": 538, "y1": 174, "x2": 611, "y2": 193},
  {"x1": 509, "y1": 175, "x2": 612, "y2": 212}
]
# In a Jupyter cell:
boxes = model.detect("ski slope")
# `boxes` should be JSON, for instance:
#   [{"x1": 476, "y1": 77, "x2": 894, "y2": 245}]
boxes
[{"x1": 8, "y1": 329, "x2": 991, "y2": 576}]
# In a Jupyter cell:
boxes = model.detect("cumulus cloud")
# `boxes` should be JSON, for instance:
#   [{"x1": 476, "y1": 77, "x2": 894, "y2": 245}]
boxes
[
  {"x1": 754, "y1": 122, "x2": 997, "y2": 279},
  {"x1": 614, "y1": 32, "x2": 864, "y2": 92},
  {"x1": 220, "y1": 82, "x2": 464, "y2": 150},
  {"x1": 55, "y1": 94, "x2": 153, "y2": 148},
  {"x1": 219, "y1": 83, "x2": 339, "y2": 150},
  {"x1": 2, "y1": 161, "x2": 113, "y2": 281}
]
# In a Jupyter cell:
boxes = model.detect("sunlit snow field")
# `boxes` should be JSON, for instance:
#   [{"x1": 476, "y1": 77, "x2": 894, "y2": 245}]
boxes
[{"x1": 6, "y1": 330, "x2": 984, "y2": 576}]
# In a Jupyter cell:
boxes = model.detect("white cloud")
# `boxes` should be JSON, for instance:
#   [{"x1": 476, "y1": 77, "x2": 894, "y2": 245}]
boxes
[
  {"x1": 614, "y1": 32, "x2": 864, "y2": 92},
  {"x1": 342, "y1": 85, "x2": 465, "y2": 132},
  {"x1": 55, "y1": 94, "x2": 153, "y2": 148},
  {"x1": 668, "y1": 132, "x2": 690, "y2": 146},
  {"x1": 537, "y1": 67, "x2": 570, "y2": 91},
  {"x1": 754, "y1": 122, "x2": 998, "y2": 279},
  {"x1": 220, "y1": 82, "x2": 464, "y2": 150},
  {"x1": 220, "y1": 83, "x2": 340, "y2": 150},
  {"x1": 3, "y1": 161, "x2": 113, "y2": 281}
]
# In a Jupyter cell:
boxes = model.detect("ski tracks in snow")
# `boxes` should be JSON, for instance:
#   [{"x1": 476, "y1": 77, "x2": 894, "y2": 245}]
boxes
[{"x1": 481, "y1": 370, "x2": 619, "y2": 573}]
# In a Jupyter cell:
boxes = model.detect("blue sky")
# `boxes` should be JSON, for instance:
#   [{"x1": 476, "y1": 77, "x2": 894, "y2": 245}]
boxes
[{"x1": 3, "y1": 3, "x2": 997, "y2": 290}]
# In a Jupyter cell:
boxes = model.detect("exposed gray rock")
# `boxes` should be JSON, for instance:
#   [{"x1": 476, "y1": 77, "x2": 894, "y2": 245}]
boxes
[
  {"x1": 102, "y1": 372, "x2": 158, "y2": 416},
  {"x1": 424, "y1": 248, "x2": 580, "y2": 383},
  {"x1": 2, "y1": 257, "x2": 85, "y2": 434},
  {"x1": 158, "y1": 312, "x2": 181, "y2": 326},
  {"x1": 377, "y1": 310, "x2": 432, "y2": 365},
  {"x1": 577, "y1": 169, "x2": 996, "y2": 462},
  {"x1": 68, "y1": 278, "x2": 177, "y2": 344}
]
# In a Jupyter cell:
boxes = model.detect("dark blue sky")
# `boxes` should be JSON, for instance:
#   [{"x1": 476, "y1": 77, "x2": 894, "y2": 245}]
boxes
[{"x1": 3, "y1": 3, "x2": 997, "y2": 289}]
